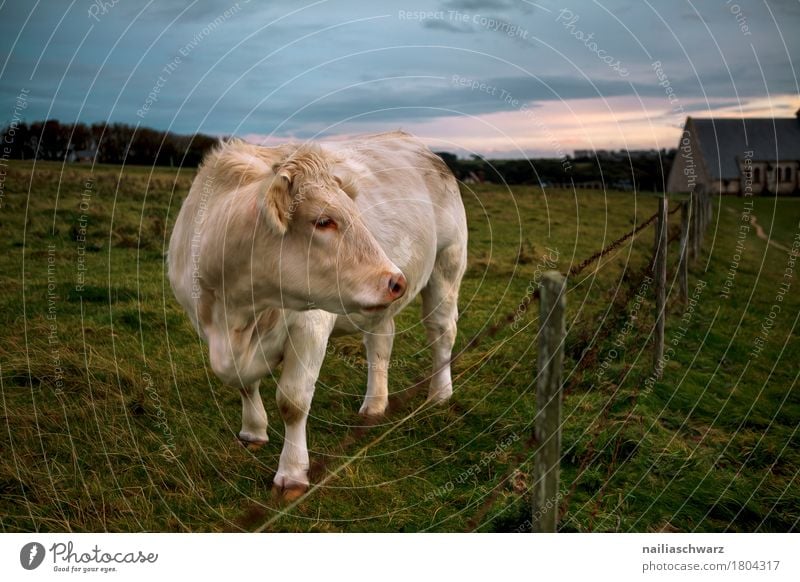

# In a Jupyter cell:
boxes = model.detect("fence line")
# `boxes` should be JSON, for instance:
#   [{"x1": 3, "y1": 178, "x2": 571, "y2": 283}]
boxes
[
  {"x1": 532, "y1": 190, "x2": 711, "y2": 531},
  {"x1": 460, "y1": 193, "x2": 705, "y2": 532}
]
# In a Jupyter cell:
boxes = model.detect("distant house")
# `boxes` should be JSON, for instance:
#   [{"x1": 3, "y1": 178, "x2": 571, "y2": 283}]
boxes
[
  {"x1": 66, "y1": 144, "x2": 97, "y2": 163},
  {"x1": 71, "y1": 149, "x2": 96, "y2": 162},
  {"x1": 667, "y1": 111, "x2": 800, "y2": 195}
]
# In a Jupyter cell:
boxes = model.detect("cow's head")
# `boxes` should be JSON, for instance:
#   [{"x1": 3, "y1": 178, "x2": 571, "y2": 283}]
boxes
[{"x1": 257, "y1": 145, "x2": 406, "y2": 315}]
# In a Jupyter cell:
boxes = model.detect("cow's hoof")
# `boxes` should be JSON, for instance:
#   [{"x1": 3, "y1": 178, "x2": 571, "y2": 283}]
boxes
[
  {"x1": 272, "y1": 474, "x2": 309, "y2": 502},
  {"x1": 237, "y1": 432, "x2": 268, "y2": 452},
  {"x1": 425, "y1": 388, "x2": 452, "y2": 405},
  {"x1": 358, "y1": 401, "x2": 387, "y2": 419},
  {"x1": 272, "y1": 484, "x2": 307, "y2": 502}
]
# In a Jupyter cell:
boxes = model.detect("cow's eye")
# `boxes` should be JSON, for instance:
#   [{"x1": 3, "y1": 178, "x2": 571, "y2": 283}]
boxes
[{"x1": 313, "y1": 217, "x2": 336, "y2": 230}]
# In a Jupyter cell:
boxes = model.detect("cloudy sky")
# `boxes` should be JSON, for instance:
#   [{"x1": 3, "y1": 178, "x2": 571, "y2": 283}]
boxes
[{"x1": 1, "y1": 0, "x2": 798, "y2": 157}]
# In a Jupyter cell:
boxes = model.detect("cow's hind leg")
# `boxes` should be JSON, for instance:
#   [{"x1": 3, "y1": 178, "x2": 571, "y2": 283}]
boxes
[
  {"x1": 422, "y1": 243, "x2": 466, "y2": 403},
  {"x1": 360, "y1": 317, "x2": 394, "y2": 418}
]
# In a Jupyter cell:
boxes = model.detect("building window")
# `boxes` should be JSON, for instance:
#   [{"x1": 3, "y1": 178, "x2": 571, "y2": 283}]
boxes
[
  {"x1": 753, "y1": 167, "x2": 761, "y2": 183},
  {"x1": 784, "y1": 166, "x2": 792, "y2": 181}
]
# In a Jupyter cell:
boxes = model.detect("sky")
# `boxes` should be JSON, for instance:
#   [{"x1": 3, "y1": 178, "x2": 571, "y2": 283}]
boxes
[{"x1": 1, "y1": 0, "x2": 798, "y2": 158}]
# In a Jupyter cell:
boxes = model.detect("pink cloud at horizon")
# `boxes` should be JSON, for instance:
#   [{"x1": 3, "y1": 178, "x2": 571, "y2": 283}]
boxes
[{"x1": 241, "y1": 94, "x2": 799, "y2": 159}]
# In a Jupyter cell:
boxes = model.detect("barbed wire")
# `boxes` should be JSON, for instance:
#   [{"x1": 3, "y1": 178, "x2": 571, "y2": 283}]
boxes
[{"x1": 568, "y1": 203, "x2": 680, "y2": 279}]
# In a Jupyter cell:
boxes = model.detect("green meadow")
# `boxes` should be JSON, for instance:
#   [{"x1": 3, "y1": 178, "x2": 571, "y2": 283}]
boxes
[{"x1": 1, "y1": 160, "x2": 798, "y2": 532}]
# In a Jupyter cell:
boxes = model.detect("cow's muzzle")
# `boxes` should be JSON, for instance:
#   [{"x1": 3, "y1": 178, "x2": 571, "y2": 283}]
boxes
[
  {"x1": 361, "y1": 271, "x2": 407, "y2": 313},
  {"x1": 386, "y1": 271, "x2": 407, "y2": 301}
]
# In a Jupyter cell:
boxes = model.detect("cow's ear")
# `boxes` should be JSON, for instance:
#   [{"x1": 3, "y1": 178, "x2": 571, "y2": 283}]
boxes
[
  {"x1": 262, "y1": 166, "x2": 292, "y2": 235},
  {"x1": 333, "y1": 169, "x2": 359, "y2": 199}
]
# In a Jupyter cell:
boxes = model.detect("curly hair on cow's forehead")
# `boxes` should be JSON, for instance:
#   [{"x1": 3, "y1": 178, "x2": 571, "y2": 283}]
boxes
[{"x1": 277, "y1": 144, "x2": 337, "y2": 181}]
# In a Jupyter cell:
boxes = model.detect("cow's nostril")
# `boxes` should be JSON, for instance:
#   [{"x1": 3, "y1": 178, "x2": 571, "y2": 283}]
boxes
[{"x1": 388, "y1": 273, "x2": 407, "y2": 300}]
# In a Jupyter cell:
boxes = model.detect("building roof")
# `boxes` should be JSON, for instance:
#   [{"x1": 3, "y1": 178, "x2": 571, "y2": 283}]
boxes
[{"x1": 688, "y1": 117, "x2": 800, "y2": 180}]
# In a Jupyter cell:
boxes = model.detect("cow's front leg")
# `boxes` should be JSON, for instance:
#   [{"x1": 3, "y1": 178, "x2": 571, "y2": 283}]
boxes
[
  {"x1": 359, "y1": 317, "x2": 395, "y2": 418},
  {"x1": 273, "y1": 314, "x2": 333, "y2": 500},
  {"x1": 205, "y1": 301, "x2": 285, "y2": 449},
  {"x1": 238, "y1": 380, "x2": 268, "y2": 450},
  {"x1": 207, "y1": 325, "x2": 271, "y2": 450}
]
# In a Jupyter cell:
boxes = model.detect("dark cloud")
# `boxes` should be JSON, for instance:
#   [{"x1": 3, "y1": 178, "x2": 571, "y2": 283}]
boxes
[
  {"x1": 443, "y1": 0, "x2": 517, "y2": 10},
  {"x1": 421, "y1": 19, "x2": 474, "y2": 33},
  {"x1": 129, "y1": 0, "x2": 256, "y2": 23}
]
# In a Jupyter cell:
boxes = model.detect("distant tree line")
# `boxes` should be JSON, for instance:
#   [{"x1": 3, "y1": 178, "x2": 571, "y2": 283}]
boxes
[
  {"x1": 1, "y1": 119, "x2": 675, "y2": 190},
  {"x1": 0, "y1": 119, "x2": 218, "y2": 167},
  {"x1": 436, "y1": 150, "x2": 676, "y2": 192}
]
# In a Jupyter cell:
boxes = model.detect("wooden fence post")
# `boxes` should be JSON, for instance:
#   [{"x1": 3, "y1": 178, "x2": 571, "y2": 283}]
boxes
[
  {"x1": 653, "y1": 196, "x2": 668, "y2": 375},
  {"x1": 695, "y1": 188, "x2": 703, "y2": 257},
  {"x1": 532, "y1": 271, "x2": 567, "y2": 533},
  {"x1": 700, "y1": 190, "x2": 707, "y2": 235},
  {"x1": 689, "y1": 191, "x2": 698, "y2": 261},
  {"x1": 708, "y1": 189, "x2": 714, "y2": 222},
  {"x1": 697, "y1": 186, "x2": 707, "y2": 248},
  {"x1": 679, "y1": 200, "x2": 689, "y2": 303}
]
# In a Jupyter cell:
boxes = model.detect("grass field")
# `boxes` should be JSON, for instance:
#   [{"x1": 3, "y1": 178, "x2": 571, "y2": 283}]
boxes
[{"x1": 1, "y1": 159, "x2": 798, "y2": 532}]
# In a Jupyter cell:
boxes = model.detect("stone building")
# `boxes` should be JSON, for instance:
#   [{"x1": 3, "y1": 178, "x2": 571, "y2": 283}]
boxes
[{"x1": 667, "y1": 111, "x2": 800, "y2": 195}]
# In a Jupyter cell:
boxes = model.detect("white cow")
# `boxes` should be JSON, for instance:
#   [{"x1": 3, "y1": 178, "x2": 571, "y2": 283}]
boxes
[{"x1": 168, "y1": 131, "x2": 467, "y2": 498}]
